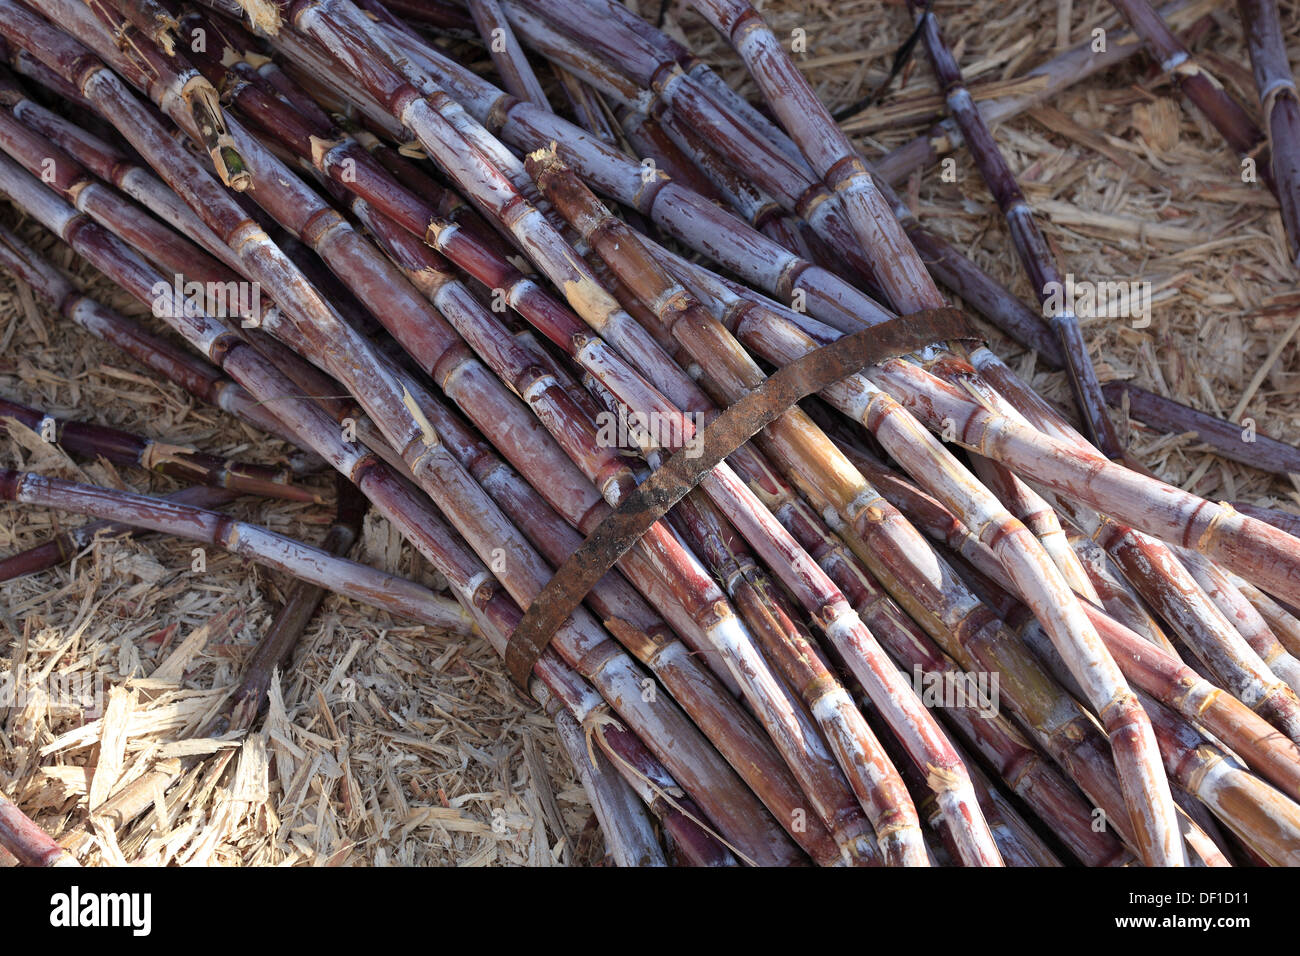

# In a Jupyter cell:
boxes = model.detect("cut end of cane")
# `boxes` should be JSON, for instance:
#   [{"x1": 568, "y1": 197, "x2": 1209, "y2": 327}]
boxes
[
  {"x1": 309, "y1": 134, "x2": 347, "y2": 170},
  {"x1": 235, "y1": 0, "x2": 282, "y2": 35},
  {"x1": 216, "y1": 147, "x2": 254, "y2": 192},
  {"x1": 925, "y1": 763, "x2": 963, "y2": 794},
  {"x1": 524, "y1": 142, "x2": 564, "y2": 179}
]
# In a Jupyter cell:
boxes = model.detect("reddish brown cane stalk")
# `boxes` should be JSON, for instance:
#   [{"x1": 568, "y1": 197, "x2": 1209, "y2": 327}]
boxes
[
  {"x1": 222, "y1": 475, "x2": 367, "y2": 732},
  {"x1": 0, "y1": 396, "x2": 317, "y2": 503},
  {"x1": 528, "y1": 150, "x2": 1012, "y2": 865},
  {"x1": 466, "y1": 0, "x2": 550, "y2": 109},
  {"x1": 1104, "y1": 381, "x2": 1300, "y2": 477},
  {"x1": 1143, "y1": 692, "x2": 1300, "y2": 867},
  {"x1": 1176, "y1": 547, "x2": 1300, "y2": 695},
  {"x1": 0, "y1": 789, "x2": 78, "y2": 866},
  {"x1": 1237, "y1": 0, "x2": 1300, "y2": 266},
  {"x1": 0, "y1": 141, "x2": 795, "y2": 865},
  {"x1": 1066, "y1": 532, "x2": 1180, "y2": 657},
  {"x1": 0, "y1": 468, "x2": 472, "y2": 633},
  {"x1": 0, "y1": 485, "x2": 238, "y2": 583},
  {"x1": 908, "y1": 1, "x2": 1121, "y2": 458}
]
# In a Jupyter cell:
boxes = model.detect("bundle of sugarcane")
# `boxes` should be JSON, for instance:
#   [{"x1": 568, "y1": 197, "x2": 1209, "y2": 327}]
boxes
[{"x1": 0, "y1": 0, "x2": 1298, "y2": 869}]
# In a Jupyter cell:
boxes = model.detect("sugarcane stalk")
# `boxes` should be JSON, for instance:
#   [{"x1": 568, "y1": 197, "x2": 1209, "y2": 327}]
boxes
[
  {"x1": 871, "y1": 0, "x2": 1205, "y2": 184},
  {"x1": 1066, "y1": 531, "x2": 1180, "y2": 657},
  {"x1": 540, "y1": 691, "x2": 668, "y2": 866},
  {"x1": 1231, "y1": 576, "x2": 1300, "y2": 659},
  {"x1": 0, "y1": 225, "x2": 298, "y2": 446},
  {"x1": 967, "y1": 454, "x2": 1101, "y2": 602},
  {"x1": 466, "y1": 0, "x2": 550, "y2": 109},
  {"x1": 909, "y1": 1, "x2": 1121, "y2": 457},
  {"x1": 0, "y1": 121, "x2": 794, "y2": 866},
  {"x1": 559, "y1": 701, "x2": 738, "y2": 866},
  {"x1": 2, "y1": 42, "x2": 94, "y2": 109},
  {"x1": 224, "y1": 474, "x2": 367, "y2": 731},
  {"x1": 0, "y1": 485, "x2": 238, "y2": 583},
  {"x1": 370, "y1": 0, "x2": 476, "y2": 31},
  {"x1": 973, "y1": 767, "x2": 1065, "y2": 866},
  {"x1": 0, "y1": 788, "x2": 77, "y2": 866},
  {"x1": 1104, "y1": 381, "x2": 1300, "y2": 477},
  {"x1": 1235, "y1": 502, "x2": 1300, "y2": 541},
  {"x1": 29, "y1": 12, "x2": 840, "y2": 862},
  {"x1": 0, "y1": 104, "x2": 219, "y2": 283},
  {"x1": 94, "y1": 0, "x2": 180, "y2": 53},
  {"x1": 1141, "y1": 690, "x2": 1300, "y2": 866},
  {"x1": 1177, "y1": 546, "x2": 1300, "y2": 695},
  {"x1": 0, "y1": 396, "x2": 317, "y2": 503},
  {"x1": 0, "y1": 467, "x2": 471, "y2": 632},
  {"x1": 1236, "y1": 0, "x2": 1300, "y2": 266}
]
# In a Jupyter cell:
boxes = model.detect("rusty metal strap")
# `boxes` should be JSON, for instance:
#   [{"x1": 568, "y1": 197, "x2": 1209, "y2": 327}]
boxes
[{"x1": 504, "y1": 307, "x2": 974, "y2": 687}]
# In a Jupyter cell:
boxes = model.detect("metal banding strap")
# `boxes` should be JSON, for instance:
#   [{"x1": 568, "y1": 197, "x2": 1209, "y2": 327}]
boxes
[{"x1": 504, "y1": 307, "x2": 975, "y2": 688}]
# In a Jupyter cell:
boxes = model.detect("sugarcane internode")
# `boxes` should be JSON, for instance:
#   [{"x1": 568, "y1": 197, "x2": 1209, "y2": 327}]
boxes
[{"x1": 0, "y1": 0, "x2": 1297, "y2": 872}]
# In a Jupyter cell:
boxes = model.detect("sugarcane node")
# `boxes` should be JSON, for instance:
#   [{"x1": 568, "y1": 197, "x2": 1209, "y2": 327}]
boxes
[{"x1": 504, "y1": 306, "x2": 975, "y2": 688}]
